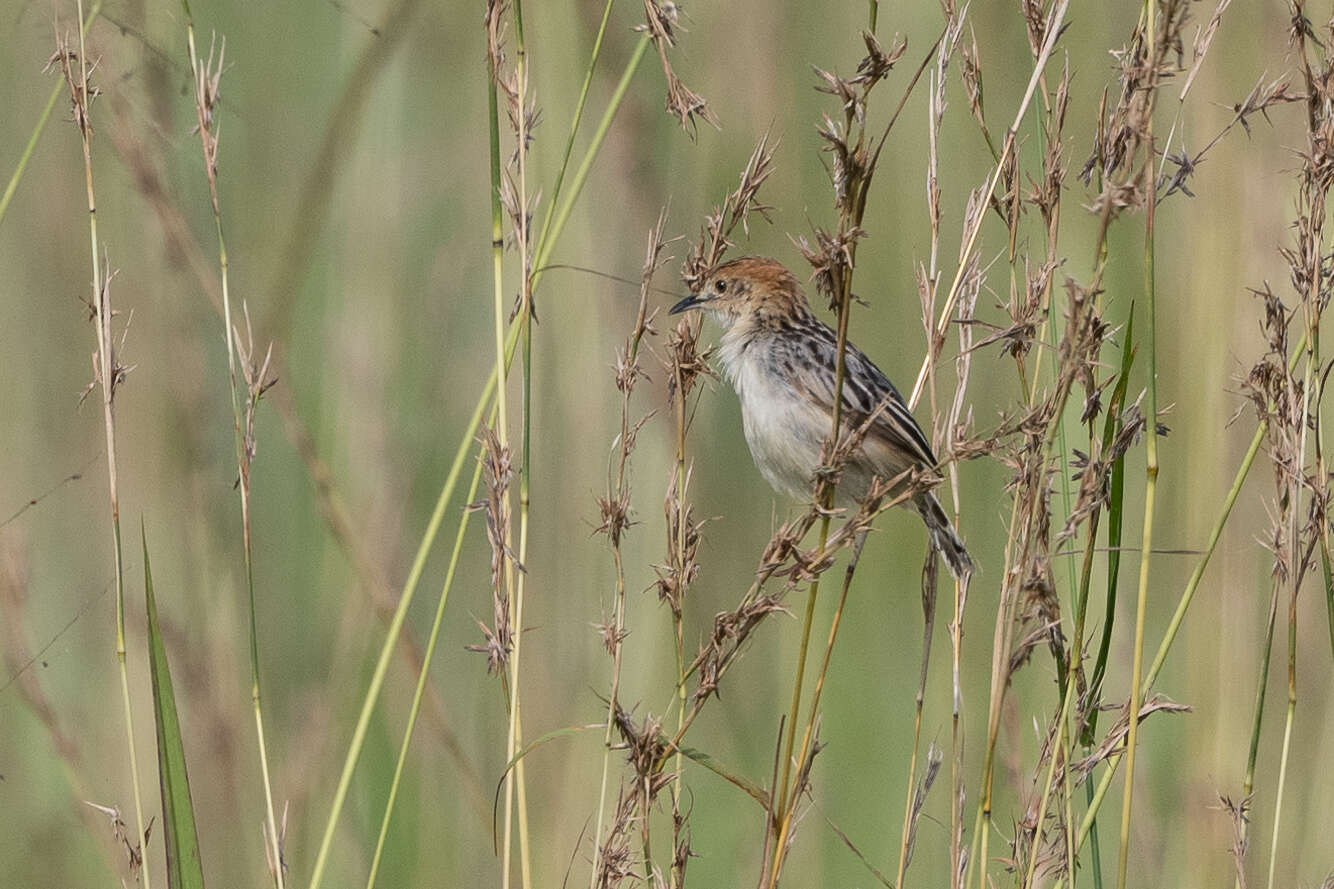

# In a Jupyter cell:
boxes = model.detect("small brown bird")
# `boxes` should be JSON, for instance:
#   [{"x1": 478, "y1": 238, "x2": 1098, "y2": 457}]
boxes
[{"x1": 670, "y1": 256, "x2": 973, "y2": 579}]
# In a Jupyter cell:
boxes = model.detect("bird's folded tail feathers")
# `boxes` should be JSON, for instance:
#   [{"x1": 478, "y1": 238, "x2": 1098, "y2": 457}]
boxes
[{"x1": 915, "y1": 492, "x2": 975, "y2": 580}]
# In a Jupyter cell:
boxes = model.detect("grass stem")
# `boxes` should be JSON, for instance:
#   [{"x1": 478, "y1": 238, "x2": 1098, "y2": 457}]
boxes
[
  {"x1": 1113, "y1": 39, "x2": 1158, "y2": 889},
  {"x1": 180, "y1": 16, "x2": 285, "y2": 883},
  {"x1": 63, "y1": 3, "x2": 154, "y2": 884}
]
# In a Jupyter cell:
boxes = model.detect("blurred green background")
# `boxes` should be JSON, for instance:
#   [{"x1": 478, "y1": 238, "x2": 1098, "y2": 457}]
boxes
[{"x1": 2, "y1": 1, "x2": 1331, "y2": 887}]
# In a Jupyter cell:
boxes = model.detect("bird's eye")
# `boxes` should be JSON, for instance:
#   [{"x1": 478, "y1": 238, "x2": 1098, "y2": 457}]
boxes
[{"x1": 714, "y1": 279, "x2": 727, "y2": 294}]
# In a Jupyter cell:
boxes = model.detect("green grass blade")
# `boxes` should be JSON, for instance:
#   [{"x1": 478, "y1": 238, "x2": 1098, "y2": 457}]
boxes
[
  {"x1": 531, "y1": 0, "x2": 616, "y2": 261},
  {"x1": 143, "y1": 525, "x2": 206, "y2": 889},
  {"x1": 1082, "y1": 309, "x2": 1135, "y2": 748},
  {"x1": 365, "y1": 455, "x2": 485, "y2": 889},
  {"x1": 491, "y1": 722, "x2": 604, "y2": 833},
  {"x1": 678, "y1": 745, "x2": 770, "y2": 808}
]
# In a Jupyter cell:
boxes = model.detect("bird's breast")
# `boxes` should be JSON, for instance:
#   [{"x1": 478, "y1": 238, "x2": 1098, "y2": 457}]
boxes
[
  {"x1": 720, "y1": 332, "x2": 884, "y2": 505},
  {"x1": 726, "y1": 344, "x2": 830, "y2": 501}
]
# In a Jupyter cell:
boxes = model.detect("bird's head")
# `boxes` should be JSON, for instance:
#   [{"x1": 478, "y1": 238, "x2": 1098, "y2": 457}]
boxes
[{"x1": 669, "y1": 256, "x2": 811, "y2": 331}]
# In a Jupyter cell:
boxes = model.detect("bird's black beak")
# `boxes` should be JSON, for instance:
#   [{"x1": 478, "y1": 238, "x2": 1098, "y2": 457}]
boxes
[{"x1": 669, "y1": 293, "x2": 705, "y2": 315}]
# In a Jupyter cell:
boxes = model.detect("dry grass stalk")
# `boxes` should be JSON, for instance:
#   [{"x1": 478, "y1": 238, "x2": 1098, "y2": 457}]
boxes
[
  {"x1": 84, "y1": 801, "x2": 149, "y2": 877},
  {"x1": 49, "y1": 12, "x2": 154, "y2": 887},
  {"x1": 190, "y1": 33, "x2": 224, "y2": 214},
  {"x1": 1068, "y1": 695, "x2": 1191, "y2": 781},
  {"x1": 657, "y1": 322, "x2": 710, "y2": 616},
  {"x1": 594, "y1": 788, "x2": 643, "y2": 889},
  {"x1": 762, "y1": 32, "x2": 942, "y2": 887},
  {"x1": 484, "y1": 1, "x2": 544, "y2": 882},
  {"x1": 796, "y1": 28, "x2": 907, "y2": 311},
  {"x1": 590, "y1": 703, "x2": 685, "y2": 889},
  {"x1": 1219, "y1": 794, "x2": 1250, "y2": 889},
  {"x1": 653, "y1": 160, "x2": 756, "y2": 881},
  {"x1": 589, "y1": 213, "x2": 669, "y2": 888},
  {"x1": 640, "y1": 0, "x2": 719, "y2": 134},
  {"x1": 900, "y1": 742, "x2": 943, "y2": 873},
  {"x1": 589, "y1": 428, "x2": 925, "y2": 884},
  {"x1": 907, "y1": 0, "x2": 1071, "y2": 413},
  {"x1": 180, "y1": 19, "x2": 289, "y2": 880},
  {"x1": 1233, "y1": 11, "x2": 1334, "y2": 881},
  {"x1": 900, "y1": 14, "x2": 974, "y2": 887},
  {"x1": 1080, "y1": 0, "x2": 1189, "y2": 211},
  {"x1": 233, "y1": 305, "x2": 279, "y2": 476}
]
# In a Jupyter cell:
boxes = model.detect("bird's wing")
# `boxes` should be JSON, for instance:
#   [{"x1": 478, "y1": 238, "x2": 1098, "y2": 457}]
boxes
[{"x1": 789, "y1": 326, "x2": 939, "y2": 469}]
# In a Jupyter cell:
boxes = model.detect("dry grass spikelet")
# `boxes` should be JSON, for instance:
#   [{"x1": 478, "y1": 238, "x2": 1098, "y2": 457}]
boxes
[
  {"x1": 466, "y1": 426, "x2": 520, "y2": 674},
  {"x1": 640, "y1": 0, "x2": 719, "y2": 135},
  {"x1": 682, "y1": 134, "x2": 777, "y2": 291}
]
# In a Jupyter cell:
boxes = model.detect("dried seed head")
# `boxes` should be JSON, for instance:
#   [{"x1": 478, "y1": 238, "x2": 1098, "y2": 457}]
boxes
[
  {"x1": 793, "y1": 225, "x2": 865, "y2": 312},
  {"x1": 663, "y1": 318, "x2": 715, "y2": 405},
  {"x1": 466, "y1": 426, "x2": 519, "y2": 674},
  {"x1": 853, "y1": 30, "x2": 906, "y2": 87},
  {"x1": 595, "y1": 487, "x2": 635, "y2": 548},
  {"x1": 641, "y1": 0, "x2": 719, "y2": 135},
  {"x1": 682, "y1": 133, "x2": 777, "y2": 291}
]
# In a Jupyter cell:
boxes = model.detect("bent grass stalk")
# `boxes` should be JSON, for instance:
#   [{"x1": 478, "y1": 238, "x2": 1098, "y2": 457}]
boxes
[
  {"x1": 307, "y1": 23, "x2": 649, "y2": 889},
  {"x1": 365, "y1": 453, "x2": 487, "y2": 889},
  {"x1": 304, "y1": 318, "x2": 513, "y2": 889}
]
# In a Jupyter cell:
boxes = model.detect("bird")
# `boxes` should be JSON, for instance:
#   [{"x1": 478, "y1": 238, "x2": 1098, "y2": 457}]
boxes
[{"x1": 669, "y1": 255, "x2": 973, "y2": 579}]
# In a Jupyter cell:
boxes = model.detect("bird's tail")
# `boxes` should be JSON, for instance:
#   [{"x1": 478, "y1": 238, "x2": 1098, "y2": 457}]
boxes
[{"x1": 915, "y1": 492, "x2": 975, "y2": 580}]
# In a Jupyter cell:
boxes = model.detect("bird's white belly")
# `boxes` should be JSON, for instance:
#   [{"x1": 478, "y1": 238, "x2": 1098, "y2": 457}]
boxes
[
  {"x1": 731, "y1": 353, "x2": 890, "y2": 505},
  {"x1": 734, "y1": 360, "x2": 833, "y2": 501}
]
